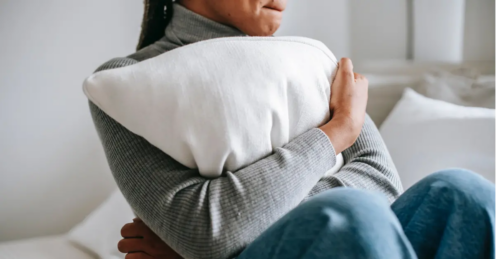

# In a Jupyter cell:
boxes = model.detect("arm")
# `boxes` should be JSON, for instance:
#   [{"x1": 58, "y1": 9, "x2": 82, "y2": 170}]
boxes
[
  {"x1": 309, "y1": 114, "x2": 403, "y2": 203},
  {"x1": 91, "y1": 58, "x2": 338, "y2": 259},
  {"x1": 310, "y1": 59, "x2": 403, "y2": 203}
]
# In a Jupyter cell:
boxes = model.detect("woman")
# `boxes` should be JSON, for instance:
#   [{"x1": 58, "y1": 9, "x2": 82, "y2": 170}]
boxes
[{"x1": 89, "y1": 0, "x2": 495, "y2": 258}]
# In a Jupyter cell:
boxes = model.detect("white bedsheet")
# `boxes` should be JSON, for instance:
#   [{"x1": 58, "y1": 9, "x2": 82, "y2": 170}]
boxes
[{"x1": 0, "y1": 235, "x2": 95, "y2": 259}]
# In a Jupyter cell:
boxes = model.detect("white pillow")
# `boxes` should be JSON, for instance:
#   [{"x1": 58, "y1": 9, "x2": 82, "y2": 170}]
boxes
[
  {"x1": 380, "y1": 88, "x2": 495, "y2": 189},
  {"x1": 67, "y1": 190, "x2": 134, "y2": 259},
  {"x1": 83, "y1": 36, "x2": 343, "y2": 177}
]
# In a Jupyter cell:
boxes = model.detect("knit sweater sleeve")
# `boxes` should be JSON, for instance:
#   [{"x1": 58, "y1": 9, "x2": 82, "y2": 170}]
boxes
[
  {"x1": 89, "y1": 57, "x2": 402, "y2": 259},
  {"x1": 307, "y1": 114, "x2": 403, "y2": 203}
]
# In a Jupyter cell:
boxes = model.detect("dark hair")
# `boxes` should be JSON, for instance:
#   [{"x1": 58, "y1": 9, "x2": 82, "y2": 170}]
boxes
[{"x1": 137, "y1": 0, "x2": 174, "y2": 51}]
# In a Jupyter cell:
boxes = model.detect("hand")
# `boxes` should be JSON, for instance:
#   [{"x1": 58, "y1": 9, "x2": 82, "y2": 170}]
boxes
[
  {"x1": 118, "y1": 218, "x2": 184, "y2": 259},
  {"x1": 320, "y1": 58, "x2": 369, "y2": 153}
]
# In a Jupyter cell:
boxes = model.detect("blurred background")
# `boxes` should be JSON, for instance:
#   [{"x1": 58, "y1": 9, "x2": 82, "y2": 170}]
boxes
[{"x1": 0, "y1": 0, "x2": 495, "y2": 254}]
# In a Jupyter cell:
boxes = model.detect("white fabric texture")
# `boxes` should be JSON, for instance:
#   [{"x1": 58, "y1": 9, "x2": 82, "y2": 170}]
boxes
[
  {"x1": 0, "y1": 235, "x2": 94, "y2": 259},
  {"x1": 380, "y1": 88, "x2": 495, "y2": 189},
  {"x1": 415, "y1": 69, "x2": 495, "y2": 109},
  {"x1": 67, "y1": 190, "x2": 135, "y2": 259},
  {"x1": 83, "y1": 36, "x2": 343, "y2": 177}
]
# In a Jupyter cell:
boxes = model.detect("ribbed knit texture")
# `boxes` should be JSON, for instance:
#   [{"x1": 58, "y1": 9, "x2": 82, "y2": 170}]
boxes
[{"x1": 89, "y1": 4, "x2": 403, "y2": 259}]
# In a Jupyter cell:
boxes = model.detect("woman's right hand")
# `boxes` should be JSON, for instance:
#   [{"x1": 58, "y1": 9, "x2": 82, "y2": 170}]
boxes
[{"x1": 320, "y1": 58, "x2": 369, "y2": 154}]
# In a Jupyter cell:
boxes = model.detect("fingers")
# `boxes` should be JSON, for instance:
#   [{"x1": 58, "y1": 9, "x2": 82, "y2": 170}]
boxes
[
  {"x1": 121, "y1": 222, "x2": 147, "y2": 238},
  {"x1": 339, "y1": 58, "x2": 368, "y2": 85},
  {"x1": 118, "y1": 238, "x2": 147, "y2": 253},
  {"x1": 125, "y1": 252, "x2": 154, "y2": 259},
  {"x1": 339, "y1": 57, "x2": 353, "y2": 72},
  {"x1": 338, "y1": 58, "x2": 354, "y2": 81},
  {"x1": 133, "y1": 217, "x2": 143, "y2": 223},
  {"x1": 353, "y1": 72, "x2": 368, "y2": 83}
]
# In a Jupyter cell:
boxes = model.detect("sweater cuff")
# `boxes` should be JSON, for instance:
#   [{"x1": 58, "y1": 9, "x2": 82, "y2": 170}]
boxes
[{"x1": 285, "y1": 128, "x2": 338, "y2": 174}]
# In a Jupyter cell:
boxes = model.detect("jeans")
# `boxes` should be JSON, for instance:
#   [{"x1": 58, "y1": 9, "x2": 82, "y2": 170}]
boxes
[{"x1": 237, "y1": 169, "x2": 495, "y2": 259}]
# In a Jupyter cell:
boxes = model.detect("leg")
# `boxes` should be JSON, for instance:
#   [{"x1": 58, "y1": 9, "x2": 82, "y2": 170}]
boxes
[
  {"x1": 392, "y1": 169, "x2": 495, "y2": 259},
  {"x1": 238, "y1": 188, "x2": 417, "y2": 259}
]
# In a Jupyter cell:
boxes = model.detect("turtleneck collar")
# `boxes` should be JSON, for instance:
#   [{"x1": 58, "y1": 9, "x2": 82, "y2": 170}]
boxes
[
  {"x1": 165, "y1": 4, "x2": 246, "y2": 46},
  {"x1": 129, "y1": 3, "x2": 247, "y2": 61}
]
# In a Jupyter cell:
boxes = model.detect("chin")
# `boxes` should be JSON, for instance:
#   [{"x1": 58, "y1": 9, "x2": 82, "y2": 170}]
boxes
[{"x1": 243, "y1": 20, "x2": 281, "y2": 36}]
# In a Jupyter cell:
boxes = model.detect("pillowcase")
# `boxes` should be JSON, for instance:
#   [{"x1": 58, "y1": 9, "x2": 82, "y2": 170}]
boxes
[
  {"x1": 83, "y1": 36, "x2": 343, "y2": 177},
  {"x1": 380, "y1": 88, "x2": 495, "y2": 189},
  {"x1": 415, "y1": 69, "x2": 495, "y2": 109},
  {"x1": 67, "y1": 190, "x2": 135, "y2": 259}
]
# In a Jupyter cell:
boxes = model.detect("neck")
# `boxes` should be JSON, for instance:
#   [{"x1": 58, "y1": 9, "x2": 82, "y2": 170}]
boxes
[
  {"x1": 177, "y1": 0, "x2": 227, "y2": 26},
  {"x1": 128, "y1": 3, "x2": 246, "y2": 61},
  {"x1": 165, "y1": 4, "x2": 246, "y2": 46}
]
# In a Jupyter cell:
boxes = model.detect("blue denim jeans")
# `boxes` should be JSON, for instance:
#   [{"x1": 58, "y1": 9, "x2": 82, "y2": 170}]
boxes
[{"x1": 237, "y1": 169, "x2": 495, "y2": 259}]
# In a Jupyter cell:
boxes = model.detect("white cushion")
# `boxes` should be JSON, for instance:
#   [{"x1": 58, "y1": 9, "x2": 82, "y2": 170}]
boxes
[
  {"x1": 83, "y1": 36, "x2": 343, "y2": 177},
  {"x1": 67, "y1": 190, "x2": 135, "y2": 259},
  {"x1": 380, "y1": 88, "x2": 495, "y2": 189},
  {"x1": 415, "y1": 70, "x2": 495, "y2": 109}
]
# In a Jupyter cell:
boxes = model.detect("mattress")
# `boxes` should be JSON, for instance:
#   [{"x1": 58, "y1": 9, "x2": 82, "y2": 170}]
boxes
[{"x1": 0, "y1": 235, "x2": 95, "y2": 259}]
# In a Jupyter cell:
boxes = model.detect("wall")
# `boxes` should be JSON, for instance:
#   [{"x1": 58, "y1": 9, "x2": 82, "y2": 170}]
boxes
[
  {"x1": 463, "y1": 0, "x2": 496, "y2": 61},
  {"x1": 349, "y1": 0, "x2": 408, "y2": 61},
  {"x1": 0, "y1": 0, "x2": 142, "y2": 241},
  {"x1": 277, "y1": 0, "x2": 409, "y2": 62},
  {"x1": 275, "y1": 0, "x2": 407, "y2": 61},
  {"x1": 277, "y1": 0, "x2": 495, "y2": 62},
  {"x1": 491, "y1": 0, "x2": 500, "y2": 60},
  {"x1": 276, "y1": 0, "x2": 351, "y2": 59}
]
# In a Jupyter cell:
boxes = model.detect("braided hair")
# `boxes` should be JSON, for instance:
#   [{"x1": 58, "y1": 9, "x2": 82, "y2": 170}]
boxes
[{"x1": 137, "y1": 0, "x2": 174, "y2": 51}]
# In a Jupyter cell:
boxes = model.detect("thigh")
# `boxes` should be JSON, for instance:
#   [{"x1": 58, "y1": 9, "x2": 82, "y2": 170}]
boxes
[
  {"x1": 391, "y1": 169, "x2": 495, "y2": 259},
  {"x1": 238, "y1": 188, "x2": 417, "y2": 259}
]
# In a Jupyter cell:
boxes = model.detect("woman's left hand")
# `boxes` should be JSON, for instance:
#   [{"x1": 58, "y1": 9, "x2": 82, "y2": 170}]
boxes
[{"x1": 118, "y1": 218, "x2": 184, "y2": 259}]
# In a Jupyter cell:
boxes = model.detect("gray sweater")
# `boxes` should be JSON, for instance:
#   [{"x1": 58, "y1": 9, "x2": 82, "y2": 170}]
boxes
[{"x1": 89, "y1": 4, "x2": 403, "y2": 259}]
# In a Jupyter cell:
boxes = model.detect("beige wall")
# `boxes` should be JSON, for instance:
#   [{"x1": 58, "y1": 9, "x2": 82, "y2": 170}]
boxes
[{"x1": 0, "y1": 0, "x2": 142, "y2": 241}]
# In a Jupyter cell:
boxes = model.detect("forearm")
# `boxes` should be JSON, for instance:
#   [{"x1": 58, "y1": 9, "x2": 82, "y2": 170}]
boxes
[
  {"x1": 91, "y1": 103, "x2": 336, "y2": 259},
  {"x1": 307, "y1": 114, "x2": 403, "y2": 202}
]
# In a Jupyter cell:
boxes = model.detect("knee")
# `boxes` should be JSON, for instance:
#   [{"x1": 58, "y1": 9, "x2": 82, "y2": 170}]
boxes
[
  {"x1": 417, "y1": 169, "x2": 494, "y2": 211},
  {"x1": 292, "y1": 188, "x2": 395, "y2": 230},
  {"x1": 311, "y1": 188, "x2": 390, "y2": 213},
  {"x1": 276, "y1": 189, "x2": 410, "y2": 257}
]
